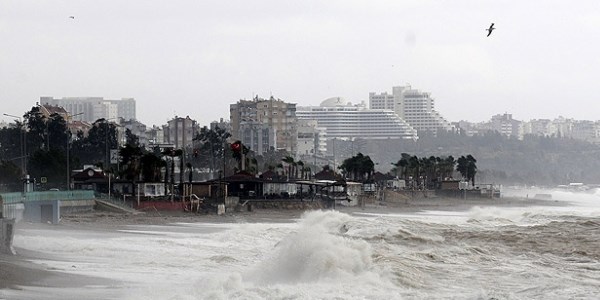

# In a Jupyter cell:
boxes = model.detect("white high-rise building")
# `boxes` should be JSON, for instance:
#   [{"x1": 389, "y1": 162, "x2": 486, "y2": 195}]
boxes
[
  {"x1": 297, "y1": 97, "x2": 418, "y2": 141},
  {"x1": 40, "y1": 97, "x2": 136, "y2": 123},
  {"x1": 369, "y1": 85, "x2": 454, "y2": 134}
]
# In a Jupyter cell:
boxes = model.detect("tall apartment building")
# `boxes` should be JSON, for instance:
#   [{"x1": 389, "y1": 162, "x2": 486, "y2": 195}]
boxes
[
  {"x1": 163, "y1": 116, "x2": 198, "y2": 149},
  {"x1": 146, "y1": 125, "x2": 165, "y2": 146},
  {"x1": 369, "y1": 85, "x2": 454, "y2": 134},
  {"x1": 230, "y1": 96, "x2": 297, "y2": 155},
  {"x1": 40, "y1": 97, "x2": 136, "y2": 123},
  {"x1": 296, "y1": 97, "x2": 418, "y2": 141},
  {"x1": 210, "y1": 118, "x2": 230, "y2": 132},
  {"x1": 490, "y1": 113, "x2": 522, "y2": 138},
  {"x1": 296, "y1": 119, "x2": 326, "y2": 157},
  {"x1": 120, "y1": 119, "x2": 148, "y2": 147}
]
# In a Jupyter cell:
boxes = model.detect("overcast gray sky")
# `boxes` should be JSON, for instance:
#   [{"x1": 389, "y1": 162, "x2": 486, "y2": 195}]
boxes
[{"x1": 1, "y1": 0, "x2": 599, "y2": 127}]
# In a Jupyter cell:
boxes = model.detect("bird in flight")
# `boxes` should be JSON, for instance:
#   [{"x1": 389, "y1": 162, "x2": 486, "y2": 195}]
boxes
[
  {"x1": 486, "y1": 23, "x2": 495, "y2": 37},
  {"x1": 69, "y1": 16, "x2": 75, "y2": 19}
]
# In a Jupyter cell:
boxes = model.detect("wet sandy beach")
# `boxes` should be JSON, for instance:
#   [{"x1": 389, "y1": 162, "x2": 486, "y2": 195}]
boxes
[{"x1": 1, "y1": 196, "x2": 568, "y2": 296}]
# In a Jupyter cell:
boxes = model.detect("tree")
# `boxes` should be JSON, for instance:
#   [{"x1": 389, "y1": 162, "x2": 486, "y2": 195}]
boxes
[
  {"x1": 119, "y1": 144, "x2": 143, "y2": 181},
  {"x1": 408, "y1": 155, "x2": 421, "y2": 188},
  {"x1": 193, "y1": 126, "x2": 231, "y2": 177},
  {"x1": 0, "y1": 123, "x2": 26, "y2": 177},
  {"x1": 281, "y1": 156, "x2": 295, "y2": 178},
  {"x1": 186, "y1": 162, "x2": 193, "y2": 183},
  {"x1": 125, "y1": 128, "x2": 140, "y2": 147},
  {"x1": 230, "y1": 141, "x2": 250, "y2": 172},
  {"x1": 140, "y1": 152, "x2": 165, "y2": 182},
  {"x1": 457, "y1": 155, "x2": 477, "y2": 186},
  {"x1": 456, "y1": 156, "x2": 468, "y2": 181},
  {"x1": 466, "y1": 154, "x2": 478, "y2": 186},
  {"x1": 297, "y1": 160, "x2": 305, "y2": 179},
  {"x1": 339, "y1": 153, "x2": 374, "y2": 181},
  {"x1": 161, "y1": 148, "x2": 183, "y2": 197},
  {"x1": 0, "y1": 160, "x2": 23, "y2": 191},
  {"x1": 71, "y1": 119, "x2": 118, "y2": 170}
]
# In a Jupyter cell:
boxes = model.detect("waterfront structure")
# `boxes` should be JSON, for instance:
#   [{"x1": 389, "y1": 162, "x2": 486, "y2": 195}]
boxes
[
  {"x1": 296, "y1": 97, "x2": 418, "y2": 142},
  {"x1": 40, "y1": 97, "x2": 136, "y2": 123},
  {"x1": 230, "y1": 96, "x2": 297, "y2": 155},
  {"x1": 163, "y1": 116, "x2": 198, "y2": 149},
  {"x1": 369, "y1": 85, "x2": 454, "y2": 134}
]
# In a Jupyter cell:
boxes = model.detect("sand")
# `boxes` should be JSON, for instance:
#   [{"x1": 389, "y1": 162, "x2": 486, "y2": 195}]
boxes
[{"x1": 1, "y1": 195, "x2": 566, "y2": 293}]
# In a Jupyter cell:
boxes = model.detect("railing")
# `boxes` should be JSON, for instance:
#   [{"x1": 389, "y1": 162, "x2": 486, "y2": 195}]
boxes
[
  {"x1": 0, "y1": 192, "x2": 23, "y2": 204},
  {"x1": 0, "y1": 190, "x2": 96, "y2": 204},
  {"x1": 97, "y1": 193, "x2": 134, "y2": 209}
]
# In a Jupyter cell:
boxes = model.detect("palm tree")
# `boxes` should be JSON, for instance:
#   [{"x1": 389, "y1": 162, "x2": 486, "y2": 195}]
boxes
[
  {"x1": 457, "y1": 155, "x2": 477, "y2": 186},
  {"x1": 441, "y1": 156, "x2": 456, "y2": 179},
  {"x1": 186, "y1": 162, "x2": 193, "y2": 184},
  {"x1": 408, "y1": 155, "x2": 421, "y2": 188},
  {"x1": 340, "y1": 153, "x2": 374, "y2": 181},
  {"x1": 399, "y1": 153, "x2": 411, "y2": 180},
  {"x1": 466, "y1": 154, "x2": 478, "y2": 186},
  {"x1": 297, "y1": 160, "x2": 305, "y2": 179},
  {"x1": 303, "y1": 166, "x2": 312, "y2": 180},
  {"x1": 282, "y1": 156, "x2": 295, "y2": 179}
]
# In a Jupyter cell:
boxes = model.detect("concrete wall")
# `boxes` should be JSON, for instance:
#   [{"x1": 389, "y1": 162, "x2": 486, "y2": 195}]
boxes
[
  {"x1": 245, "y1": 200, "x2": 324, "y2": 210},
  {"x1": 383, "y1": 189, "x2": 436, "y2": 203},
  {"x1": 23, "y1": 200, "x2": 60, "y2": 224},
  {"x1": 225, "y1": 196, "x2": 239, "y2": 210},
  {"x1": 1, "y1": 203, "x2": 24, "y2": 222},
  {"x1": 60, "y1": 200, "x2": 95, "y2": 214},
  {"x1": 0, "y1": 218, "x2": 16, "y2": 255}
]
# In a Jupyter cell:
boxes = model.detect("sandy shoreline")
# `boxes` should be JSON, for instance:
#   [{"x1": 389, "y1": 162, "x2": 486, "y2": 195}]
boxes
[
  {"x1": 1, "y1": 196, "x2": 567, "y2": 295},
  {"x1": 57, "y1": 196, "x2": 569, "y2": 227}
]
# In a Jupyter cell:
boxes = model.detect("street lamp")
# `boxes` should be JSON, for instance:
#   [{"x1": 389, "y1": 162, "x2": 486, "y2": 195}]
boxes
[{"x1": 3, "y1": 113, "x2": 27, "y2": 192}]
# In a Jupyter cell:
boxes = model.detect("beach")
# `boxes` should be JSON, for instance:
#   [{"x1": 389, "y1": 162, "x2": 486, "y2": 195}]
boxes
[{"x1": 3, "y1": 194, "x2": 595, "y2": 299}]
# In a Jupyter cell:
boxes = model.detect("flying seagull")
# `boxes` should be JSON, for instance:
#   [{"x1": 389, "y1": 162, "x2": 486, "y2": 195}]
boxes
[
  {"x1": 69, "y1": 16, "x2": 75, "y2": 19},
  {"x1": 486, "y1": 23, "x2": 495, "y2": 37}
]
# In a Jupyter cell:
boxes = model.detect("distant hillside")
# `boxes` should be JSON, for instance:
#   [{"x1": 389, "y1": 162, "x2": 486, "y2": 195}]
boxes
[{"x1": 356, "y1": 131, "x2": 600, "y2": 186}]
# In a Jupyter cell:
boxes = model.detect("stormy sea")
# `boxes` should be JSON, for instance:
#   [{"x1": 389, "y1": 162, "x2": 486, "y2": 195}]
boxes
[{"x1": 3, "y1": 188, "x2": 600, "y2": 299}]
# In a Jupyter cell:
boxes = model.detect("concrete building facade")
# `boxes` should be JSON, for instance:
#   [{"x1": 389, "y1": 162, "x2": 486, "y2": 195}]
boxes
[
  {"x1": 163, "y1": 116, "x2": 198, "y2": 149},
  {"x1": 296, "y1": 119, "x2": 326, "y2": 158},
  {"x1": 297, "y1": 97, "x2": 418, "y2": 142},
  {"x1": 40, "y1": 97, "x2": 136, "y2": 123},
  {"x1": 490, "y1": 113, "x2": 522, "y2": 138},
  {"x1": 120, "y1": 119, "x2": 148, "y2": 147},
  {"x1": 369, "y1": 85, "x2": 455, "y2": 134},
  {"x1": 230, "y1": 96, "x2": 297, "y2": 155}
]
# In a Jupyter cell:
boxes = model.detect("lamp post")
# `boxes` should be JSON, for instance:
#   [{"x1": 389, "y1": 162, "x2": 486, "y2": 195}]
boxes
[{"x1": 3, "y1": 113, "x2": 27, "y2": 192}]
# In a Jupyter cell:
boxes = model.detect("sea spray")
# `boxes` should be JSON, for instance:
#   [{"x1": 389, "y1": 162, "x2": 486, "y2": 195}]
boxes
[{"x1": 246, "y1": 210, "x2": 373, "y2": 284}]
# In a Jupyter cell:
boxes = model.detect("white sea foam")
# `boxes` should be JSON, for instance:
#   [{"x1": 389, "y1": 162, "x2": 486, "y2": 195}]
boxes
[
  {"x1": 246, "y1": 210, "x2": 375, "y2": 284},
  {"x1": 9, "y1": 197, "x2": 600, "y2": 299}
]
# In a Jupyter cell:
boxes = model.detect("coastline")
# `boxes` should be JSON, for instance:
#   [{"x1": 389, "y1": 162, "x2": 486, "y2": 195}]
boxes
[
  {"x1": 2, "y1": 195, "x2": 567, "y2": 295},
  {"x1": 0, "y1": 251, "x2": 116, "y2": 290}
]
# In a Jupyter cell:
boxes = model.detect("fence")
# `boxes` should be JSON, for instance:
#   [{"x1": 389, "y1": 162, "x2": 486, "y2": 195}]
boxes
[{"x1": 0, "y1": 190, "x2": 95, "y2": 203}]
